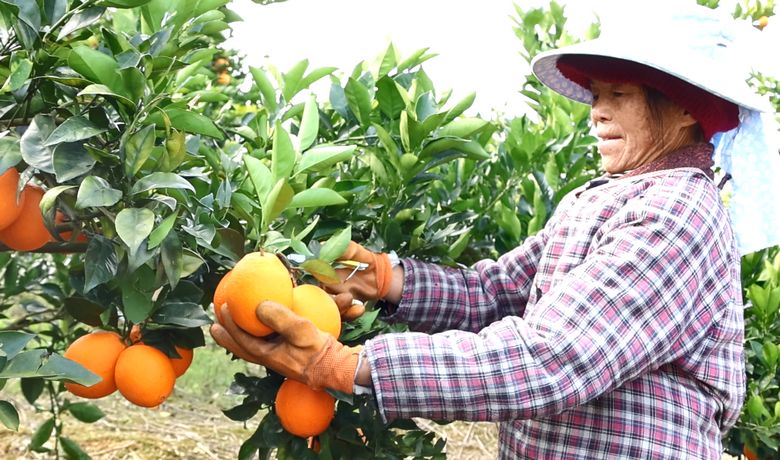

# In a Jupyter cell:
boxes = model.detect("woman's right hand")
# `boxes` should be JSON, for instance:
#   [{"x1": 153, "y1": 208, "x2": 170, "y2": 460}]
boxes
[{"x1": 322, "y1": 241, "x2": 394, "y2": 304}]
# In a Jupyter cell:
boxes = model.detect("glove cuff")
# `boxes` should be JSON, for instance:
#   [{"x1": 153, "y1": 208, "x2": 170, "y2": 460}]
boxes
[
  {"x1": 374, "y1": 252, "x2": 394, "y2": 299},
  {"x1": 306, "y1": 339, "x2": 361, "y2": 394}
]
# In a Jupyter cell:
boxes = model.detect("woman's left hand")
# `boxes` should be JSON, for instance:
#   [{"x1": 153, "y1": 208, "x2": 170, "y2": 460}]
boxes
[{"x1": 210, "y1": 301, "x2": 361, "y2": 394}]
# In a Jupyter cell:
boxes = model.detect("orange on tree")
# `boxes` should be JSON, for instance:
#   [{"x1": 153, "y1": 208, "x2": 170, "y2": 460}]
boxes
[
  {"x1": 170, "y1": 346, "x2": 194, "y2": 377},
  {"x1": 55, "y1": 211, "x2": 88, "y2": 243},
  {"x1": 292, "y1": 284, "x2": 342, "y2": 339},
  {"x1": 63, "y1": 331, "x2": 127, "y2": 399},
  {"x1": 114, "y1": 344, "x2": 176, "y2": 408},
  {"x1": 0, "y1": 185, "x2": 52, "y2": 251},
  {"x1": 225, "y1": 252, "x2": 293, "y2": 336},
  {"x1": 212, "y1": 270, "x2": 233, "y2": 325},
  {"x1": 758, "y1": 15, "x2": 769, "y2": 30},
  {"x1": 0, "y1": 167, "x2": 24, "y2": 231},
  {"x1": 275, "y1": 379, "x2": 335, "y2": 438},
  {"x1": 216, "y1": 71, "x2": 231, "y2": 85}
]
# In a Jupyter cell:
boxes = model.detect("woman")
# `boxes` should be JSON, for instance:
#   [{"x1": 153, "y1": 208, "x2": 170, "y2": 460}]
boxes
[{"x1": 211, "y1": 6, "x2": 780, "y2": 459}]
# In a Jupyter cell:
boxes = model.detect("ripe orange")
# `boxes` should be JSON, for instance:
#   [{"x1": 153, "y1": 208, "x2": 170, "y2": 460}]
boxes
[
  {"x1": 114, "y1": 344, "x2": 176, "y2": 408},
  {"x1": 63, "y1": 331, "x2": 127, "y2": 399},
  {"x1": 216, "y1": 72, "x2": 231, "y2": 85},
  {"x1": 170, "y1": 346, "x2": 193, "y2": 377},
  {"x1": 0, "y1": 185, "x2": 52, "y2": 251},
  {"x1": 212, "y1": 270, "x2": 233, "y2": 325},
  {"x1": 758, "y1": 15, "x2": 769, "y2": 30},
  {"x1": 292, "y1": 284, "x2": 342, "y2": 338},
  {"x1": 225, "y1": 252, "x2": 293, "y2": 336},
  {"x1": 0, "y1": 168, "x2": 24, "y2": 231},
  {"x1": 275, "y1": 379, "x2": 335, "y2": 438}
]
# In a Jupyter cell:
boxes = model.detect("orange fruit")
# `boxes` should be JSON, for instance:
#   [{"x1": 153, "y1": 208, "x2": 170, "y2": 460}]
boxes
[
  {"x1": 292, "y1": 284, "x2": 342, "y2": 339},
  {"x1": 225, "y1": 252, "x2": 293, "y2": 336},
  {"x1": 114, "y1": 344, "x2": 176, "y2": 408},
  {"x1": 216, "y1": 72, "x2": 231, "y2": 85},
  {"x1": 170, "y1": 346, "x2": 193, "y2": 377},
  {"x1": 0, "y1": 168, "x2": 24, "y2": 231},
  {"x1": 758, "y1": 15, "x2": 769, "y2": 30},
  {"x1": 212, "y1": 270, "x2": 233, "y2": 325},
  {"x1": 63, "y1": 331, "x2": 127, "y2": 399},
  {"x1": 275, "y1": 379, "x2": 335, "y2": 438},
  {"x1": 0, "y1": 185, "x2": 52, "y2": 251}
]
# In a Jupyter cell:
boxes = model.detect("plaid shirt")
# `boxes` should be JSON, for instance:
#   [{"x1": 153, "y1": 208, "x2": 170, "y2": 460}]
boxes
[{"x1": 365, "y1": 159, "x2": 745, "y2": 458}]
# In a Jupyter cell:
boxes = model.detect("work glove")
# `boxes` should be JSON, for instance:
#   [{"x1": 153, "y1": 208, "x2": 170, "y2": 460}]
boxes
[
  {"x1": 322, "y1": 241, "x2": 394, "y2": 302},
  {"x1": 332, "y1": 292, "x2": 366, "y2": 321},
  {"x1": 210, "y1": 302, "x2": 361, "y2": 394}
]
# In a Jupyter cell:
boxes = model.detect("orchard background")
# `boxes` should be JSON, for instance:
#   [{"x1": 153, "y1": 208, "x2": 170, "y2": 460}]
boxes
[{"x1": 0, "y1": 0, "x2": 777, "y2": 459}]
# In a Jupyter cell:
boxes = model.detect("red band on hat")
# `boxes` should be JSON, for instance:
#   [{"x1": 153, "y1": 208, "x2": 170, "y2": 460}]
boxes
[{"x1": 556, "y1": 55, "x2": 739, "y2": 140}]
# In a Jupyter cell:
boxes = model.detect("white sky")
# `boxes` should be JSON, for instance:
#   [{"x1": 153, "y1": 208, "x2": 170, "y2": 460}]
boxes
[{"x1": 226, "y1": 0, "x2": 778, "y2": 117}]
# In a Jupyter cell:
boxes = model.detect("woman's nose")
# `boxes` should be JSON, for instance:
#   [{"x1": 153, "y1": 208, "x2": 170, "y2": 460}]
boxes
[{"x1": 590, "y1": 99, "x2": 611, "y2": 124}]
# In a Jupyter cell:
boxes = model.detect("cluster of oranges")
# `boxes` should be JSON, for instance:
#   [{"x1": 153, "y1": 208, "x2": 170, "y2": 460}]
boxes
[
  {"x1": 213, "y1": 252, "x2": 342, "y2": 438},
  {"x1": 63, "y1": 327, "x2": 194, "y2": 408},
  {"x1": 212, "y1": 56, "x2": 231, "y2": 86},
  {"x1": 0, "y1": 168, "x2": 85, "y2": 251}
]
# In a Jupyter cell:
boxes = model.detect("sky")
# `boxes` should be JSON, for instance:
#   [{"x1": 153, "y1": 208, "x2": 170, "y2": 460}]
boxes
[{"x1": 225, "y1": 0, "x2": 779, "y2": 118}]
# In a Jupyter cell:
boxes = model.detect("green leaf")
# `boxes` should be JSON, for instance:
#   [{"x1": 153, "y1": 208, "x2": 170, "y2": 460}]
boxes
[
  {"x1": 2, "y1": 53, "x2": 32, "y2": 92},
  {"x1": 130, "y1": 172, "x2": 195, "y2": 194},
  {"x1": 282, "y1": 58, "x2": 308, "y2": 102},
  {"x1": 243, "y1": 155, "x2": 273, "y2": 205},
  {"x1": 21, "y1": 115, "x2": 56, "y2": 173},
  {"x1": 59, "y1": 436, "x2": 90, "y2": 460},
  {"x1": 4, "y1": 0, "x2": 40, "y2": 49},
  {"x1": 376, "y1": 76, "x2": 406, "y2": 119},
  {"x1": 53, "y1": 143, "x2": 96, "y2": 182},
  {"x1": 45, "y1": 116, "x2": 106, "y2": 146},
  {"x1": 122, "y1": 282, "x2": 153, "y2": 324},
  {"x1": 84, "y1": 236, "x2": 118, "y2": 293},
  {"x1": 444, "y1": 92, "x2": 476, "y2": 123},
  {"x1": 419, "y1": 138, "x2": 489, "y2": 161},
  {"x1": 76, "y1": 176, "x2": 122, "y2": 209},
  {"x1": 319, "y1": 226, "x2": 351, "y2": 263},
  {"x1": 161, "y1": 231, "x2": 182, "y2": 288},
  {"x1": 156, "y1": 108, "x2": 223, "y2": 139},
  {"x1": 249, "y1": 66, "x2": 278, "y2": 112},
  {"x1": 99, "y1": 0, "x2": 153, "y2": 7},
  {"x1": 271, "y1": 122, "x2": 295, "y2": 181},
  {"x1": 0, "y1": 137, "x2": 22, "y2": 175},
  {"x1": 294, "y1": 145, "x2": 355, "y2": 175},
  {"x1": 148, "y1": 211, "x2": 178, "y2": 249},
  {"x1": 152, "y1": 302, "x2": 212, "y2": 328},
  {"x1": 63, "y1": 297, "x2": 107, "y2": 327},
  {"x1": 262, "y1": 179, "x2": 294, "y2": 229},
  {"x1": 67, "y1": 402, "x2": 105, "y2": 423},
  {"x1": 298, "y1": 94, "x2": 319, "y2": 151},
  {"x1": 30, "y1": 417, "x2": 54, "y2": 451},
  {"x1": 344, "y1": 77, "x2": 372, "y2": 127},
  {"x1": 77, "y1": 84, "x2": 134, "y2": 107},
  {"x1": 115, "y1": 208, "x2": 155, "y2": 257},
  {"x1": 21, "y1": 377, "x2": 44, "y2": 404},
  {"x1": 439, "y1": 118, "x2": 490, "y2": 138},
  {"x1": 0, "y1": 331, "x2": 35, "y2": 360},
  {"x1": 124, "y1": 124, "x2": 156, "y2": 177},
  {"x1": 300, "y1": 259, "x2": 340, "y2": 284},
  {"x1": 57, "y1": 6, "x2": 105, "y2": 40},
  {"x1": 68, "y1": 46, "x2": 125, "y2": 95},
  {"x1": 287, "y1": 189, "x2": 346, "y2": 209},
  {"x1": 299, "y1": 66, "x2": 337, "y2": 90},
  {"x1": 0, "y1": 400, "x2": 19, "y2": 431}
]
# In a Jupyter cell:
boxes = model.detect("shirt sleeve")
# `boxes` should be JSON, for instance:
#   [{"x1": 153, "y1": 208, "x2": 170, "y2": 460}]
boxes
[
  {"x1": 365, "y1": 179, "x2": 732, "y2": 423},
  {"x1": 383, "y1": 223, "x2": 551, "y2": 334}
]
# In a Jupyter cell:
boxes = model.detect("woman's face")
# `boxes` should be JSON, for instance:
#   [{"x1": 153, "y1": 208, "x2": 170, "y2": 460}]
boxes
[{"x1": 590, "y1": 80, "x2": 696, "y2": 174}]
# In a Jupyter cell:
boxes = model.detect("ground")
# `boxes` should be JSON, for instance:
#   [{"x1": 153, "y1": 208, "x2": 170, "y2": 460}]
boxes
[{"x1": 0, "y1": 339, "x2": 499, "y2": 460}]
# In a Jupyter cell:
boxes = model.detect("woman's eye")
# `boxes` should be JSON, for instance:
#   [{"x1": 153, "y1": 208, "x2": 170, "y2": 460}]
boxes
[
  {"x1": 592, "y1": 94, "x2": 599, "y2": 101},
  {"x1": 612, "y1": 91, "x2": 624, "y2": 97}
]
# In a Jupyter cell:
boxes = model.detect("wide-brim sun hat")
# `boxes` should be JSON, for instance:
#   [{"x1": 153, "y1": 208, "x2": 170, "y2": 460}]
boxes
[
  {"x1": 530, "y1": 3, "x2": 772, "y2": 115},
  {"x1": 528, "y1": 2, "x2": 780, "y2": 256}
]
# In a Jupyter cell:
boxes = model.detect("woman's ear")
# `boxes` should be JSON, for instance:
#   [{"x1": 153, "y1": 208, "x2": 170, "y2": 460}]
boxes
[{"x1": 677, "y1": 109, "x2": 698, "y2": 129}]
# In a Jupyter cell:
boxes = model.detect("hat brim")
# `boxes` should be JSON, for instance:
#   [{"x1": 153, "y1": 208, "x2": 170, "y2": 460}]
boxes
[{"x1": 531, "y1": 39, "x2": 771, "y2": 113}]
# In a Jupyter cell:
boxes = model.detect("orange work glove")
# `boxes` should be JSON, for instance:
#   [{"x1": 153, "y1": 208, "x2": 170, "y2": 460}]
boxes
[
  {"x1": 332, "y1": 292, "x2": 366, "y2": 321},
  {"x1": 322, "y1": 241, "x2": 394, "y2": 302},
  {"x1": 210, "y1": 302, "x2": 361, "y2": 394}
]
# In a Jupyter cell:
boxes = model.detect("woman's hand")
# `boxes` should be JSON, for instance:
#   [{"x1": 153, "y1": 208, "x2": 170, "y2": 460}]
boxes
[{"x1": 210, "y1": 302, "x2": 361, "y2": 394}]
